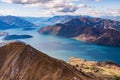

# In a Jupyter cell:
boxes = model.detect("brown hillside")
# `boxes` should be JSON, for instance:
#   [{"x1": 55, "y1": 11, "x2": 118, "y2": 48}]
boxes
[{"x1": 0, "y1": 41, "x2": 90, "y2": 80}]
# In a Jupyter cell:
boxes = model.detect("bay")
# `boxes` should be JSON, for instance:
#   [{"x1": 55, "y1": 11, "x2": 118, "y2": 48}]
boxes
[{"x1": 0, "y1": 28, "x2": 120, "y2": 64}]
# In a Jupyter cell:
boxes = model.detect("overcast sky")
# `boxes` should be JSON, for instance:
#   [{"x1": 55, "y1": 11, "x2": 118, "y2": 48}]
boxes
[{"x1": 0, "y1": 0, "x2": 120, "y2": 17}]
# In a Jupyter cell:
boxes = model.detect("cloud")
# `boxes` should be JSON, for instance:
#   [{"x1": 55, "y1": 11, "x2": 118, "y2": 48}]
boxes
[
  {"x1": 107, "y1": 9, "x2": 120, "y2": 16},
  {"x1": 58, "y1": 7, "x2": 77, "y2": 13},
  {"x1": 0, "y1": 0, "x2": 88, "y2": 13},
  {"x1": 95, "y1": 0, "x2": 101, "y2": 2},
  {"x1": 1, "y1": 0, "x2": 51, "y2": 4},
  {"x1": 0, "y1": 0, "x2": 120, "y2": 17},
  {"x1": 74, "y1": 7, "x2": 120, "y2": 17},
  {"x1": 0, "y1": 0, "x2": 102, "y2": 5},
  {"x1": 0, "y1": 9, "x2": 14, "y2": 15},
  {"x1": 58, "y1": 4, "x2": 87, "y2": 13}
]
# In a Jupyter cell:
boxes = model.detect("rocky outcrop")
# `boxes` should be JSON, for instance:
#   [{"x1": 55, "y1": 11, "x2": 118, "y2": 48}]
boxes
[
  {"x1": 69, "y1": 57, "x2": 120, "y2": 80},
  {"x1": 39, "y1": 19, "x2": 120, "y2": 47},
  {"x1": 0, "y1": 41, "x2": 90, "y2": 80}
]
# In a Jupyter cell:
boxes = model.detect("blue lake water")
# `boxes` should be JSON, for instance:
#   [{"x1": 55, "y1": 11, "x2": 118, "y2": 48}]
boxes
[{"x1": 0, "y1": 28, "x2": 120, "y2": 64}]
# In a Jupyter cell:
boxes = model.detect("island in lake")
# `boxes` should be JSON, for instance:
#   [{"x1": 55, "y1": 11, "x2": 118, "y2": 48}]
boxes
[{"x1": 3, "y1": 34, "x2": 33, "y2": 40}]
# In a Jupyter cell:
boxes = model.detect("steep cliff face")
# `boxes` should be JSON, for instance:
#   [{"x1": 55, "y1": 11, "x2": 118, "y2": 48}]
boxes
[{"x1": 0, "y1": 41, "x2": 90, "y2": 80}]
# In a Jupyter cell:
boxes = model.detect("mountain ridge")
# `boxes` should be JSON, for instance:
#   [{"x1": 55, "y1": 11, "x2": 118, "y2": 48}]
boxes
[
  {"x1": 39, "y1": 18, "x2": 120, "y2": 47},
  {"x1": 0, "y1": 41, "x2": 90, "y2": 80},
  {"x1": 0, "y1": 15, "x2": 37, "y2": 30}
]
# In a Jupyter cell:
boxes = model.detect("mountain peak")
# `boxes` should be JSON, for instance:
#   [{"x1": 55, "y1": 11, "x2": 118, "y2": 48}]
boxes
[
  {"x1": 0, "y1": 41, "x2": 89, "y2": 80},
  {"x1": 39, "y1": 18, "x2": 120, "y2": 46},
  {"x1": 6, "y1": 41, "x2": 26, "y2": 45}
]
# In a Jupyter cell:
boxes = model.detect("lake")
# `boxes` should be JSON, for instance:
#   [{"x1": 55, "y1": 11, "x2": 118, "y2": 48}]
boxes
[{"x1": 0, "y1": 28, "x2": 120, "y2": 64}]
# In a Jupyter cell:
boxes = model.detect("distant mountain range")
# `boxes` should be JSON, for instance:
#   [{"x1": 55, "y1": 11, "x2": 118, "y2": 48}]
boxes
[
  {"x1": 1, "y1": 15, "x2": 120, "y2": 47},
  {"x1": 39, "y1": 17, "x2": 120, "y2": 47},
  {"x1": 0, "y1": 16, "x2": 37, "y2": 30},
  {"x1": 46, "y1": 15, "x2": 120, "y2": 23},
  {"x1": 46, "y1": 15, "x2": 91, "y2": 24},
  {"x1": 21, "y1": 15, "x2": 120, "y2": 27},
  {"x1": 102, "y1": 16, "x2": 120, "y2": 21},
  {"x1": 22, "y1": 15, "x2": 91, "y2": 26},
  {"x1": 21, "y1": 17, "x2": 49, "y2": 26}
]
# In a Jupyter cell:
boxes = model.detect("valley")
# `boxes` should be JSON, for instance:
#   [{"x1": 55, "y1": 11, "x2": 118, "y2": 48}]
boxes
[{"x1": 0, "y1": 15, "x2": 120, "y2": 80}]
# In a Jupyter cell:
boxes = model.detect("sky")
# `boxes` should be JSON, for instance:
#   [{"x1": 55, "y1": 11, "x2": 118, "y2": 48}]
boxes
[{"x1": 0, "y1": 0, "x2": 120, "y2": 17}]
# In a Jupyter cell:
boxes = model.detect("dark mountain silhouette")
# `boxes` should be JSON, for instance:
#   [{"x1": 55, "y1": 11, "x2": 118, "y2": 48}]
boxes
[
  {"x1": 21, "y1": 17, "x2": 49, "y2": 26},
  {"x1": 39, "y1": 18, "x2": 120, "y2": 47},
  {"x1": 0, "y1": 16, "x2": 37, "y2": 29}
]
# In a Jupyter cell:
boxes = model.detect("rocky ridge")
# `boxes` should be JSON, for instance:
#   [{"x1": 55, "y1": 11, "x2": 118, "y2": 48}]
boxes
[
  {"x1": 39, "y1": 18, "x2": 120, "y2": 47},
  {"x1": 0, "y1": 41, "x2": 90, "y2": 80}
]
